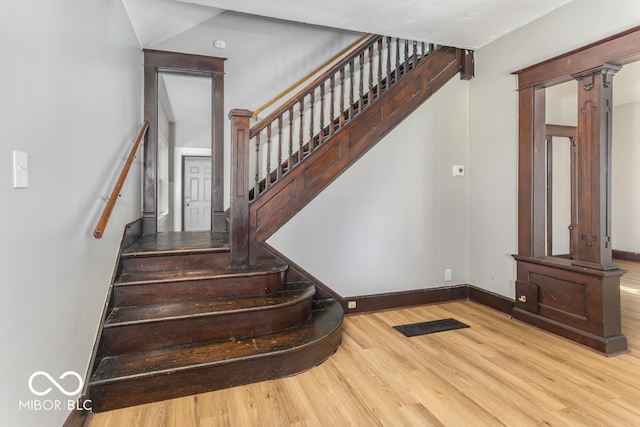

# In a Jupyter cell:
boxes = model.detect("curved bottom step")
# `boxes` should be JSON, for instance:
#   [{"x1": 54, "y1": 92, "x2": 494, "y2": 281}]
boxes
[{"x1": 89, "y1": 299, "x2": 343, "y2": 412}]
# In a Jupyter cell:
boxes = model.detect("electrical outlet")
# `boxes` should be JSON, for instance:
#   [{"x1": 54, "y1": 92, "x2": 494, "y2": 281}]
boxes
[
  {"x1": 452, "y1": 165, "x2": 464, "y2": 176},
  {"x1": 445, "y1": 268, "x2": 452, "y2": 281},
  {"x1": 347, "y1": 301, "x2": 357, "y2": 309}
]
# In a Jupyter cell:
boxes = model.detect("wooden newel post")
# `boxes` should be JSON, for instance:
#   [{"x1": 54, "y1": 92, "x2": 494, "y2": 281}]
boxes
[{"x1": 229, "y1": 109, "x2": 253, "y2": 266}]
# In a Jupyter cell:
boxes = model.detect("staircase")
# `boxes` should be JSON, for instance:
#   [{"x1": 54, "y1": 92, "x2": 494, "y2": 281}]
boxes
[
  {"x1": 87, "y1": 35, "x2": 473, "y2": 412},
  {"x1": 88, "y1": 231, "x2": 342, "y2": 412}
]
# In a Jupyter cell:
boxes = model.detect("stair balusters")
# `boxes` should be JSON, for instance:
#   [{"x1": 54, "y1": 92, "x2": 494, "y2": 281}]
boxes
[{"x1": 246, "y1": 36, "x2": 437, "y2": 201}]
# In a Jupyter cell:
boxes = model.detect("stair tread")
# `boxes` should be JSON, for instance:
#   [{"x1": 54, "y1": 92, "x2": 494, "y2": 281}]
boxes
[
  {"x1": 123, "y1": 231, "x2": 230, "y2": 257},
  {"x1": 115, "y1": 263, "x2": 287, "y2": 285},
  {"x1": 105, "y1": 283, "x2": 315, "y2": 326},
  {"x1": 91, "y1": 299, "x2": 342, "y2": 385}
]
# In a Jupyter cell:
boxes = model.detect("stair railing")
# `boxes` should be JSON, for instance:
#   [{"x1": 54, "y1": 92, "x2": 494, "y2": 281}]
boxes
[
  {"x1": 247, "y1": 36, "x2": 438, "y2": 201},
  {"x1": 252, "y1": 34, "x2": 373, "y2": 122},
  {"x1": 94, "y1": 121, "x2": 149, "y2": 239}
]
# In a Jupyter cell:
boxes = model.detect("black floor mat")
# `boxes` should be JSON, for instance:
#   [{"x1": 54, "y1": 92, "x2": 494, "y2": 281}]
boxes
[{"x1": 393, "y1": 318, "x2": 470, "y2": 337}]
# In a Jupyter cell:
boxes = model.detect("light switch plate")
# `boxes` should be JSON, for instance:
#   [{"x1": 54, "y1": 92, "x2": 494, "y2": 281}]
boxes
[{"x1": 13, "y1": 150, "x2": 29, "y2": 188}]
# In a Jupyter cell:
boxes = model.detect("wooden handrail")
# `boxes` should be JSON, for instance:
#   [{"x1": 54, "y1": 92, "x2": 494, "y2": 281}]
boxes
[
  {"x1": 94, "y1": 121, "x2": 149, "y2": 239},
  {"x1": 251, "y1": 34, "x2": 381, "y2": 138},
  {"x1": 252, "y1": 33, "x2": 375, "y2": 121}
]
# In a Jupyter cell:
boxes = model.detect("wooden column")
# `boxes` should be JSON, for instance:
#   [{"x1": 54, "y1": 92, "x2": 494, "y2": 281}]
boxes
[
  {"x1": 212, "y1": 73, "x2": 226, "y2": 231},
  {"x1": 229, "y1": 109, "x2": 253, "y2": 266},
  {"x1": 572, "y1": 64, "x2": 621, "y2": 270}
]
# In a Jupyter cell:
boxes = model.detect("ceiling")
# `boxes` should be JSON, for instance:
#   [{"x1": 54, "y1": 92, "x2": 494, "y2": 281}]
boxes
[
  {"x1": 123, "y1": 0, "x2": 640, "y2": 122},
  {"x1": 124, "y1": 0, "x2": 575, "y2": 50}
]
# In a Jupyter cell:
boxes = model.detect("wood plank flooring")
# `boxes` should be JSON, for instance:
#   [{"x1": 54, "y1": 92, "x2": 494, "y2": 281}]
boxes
[{"x1": 87, "y1": 260, "x2": 640, "y2": 426}]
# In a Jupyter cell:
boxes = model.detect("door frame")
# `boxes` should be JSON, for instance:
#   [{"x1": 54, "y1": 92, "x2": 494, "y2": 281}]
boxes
[{"x1": 143, "y1": 50, "x2": 225, "y2": 234}]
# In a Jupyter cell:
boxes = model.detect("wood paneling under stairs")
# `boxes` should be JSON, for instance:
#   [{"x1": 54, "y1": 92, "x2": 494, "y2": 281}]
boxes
[
  {"x1": 88, "y1": 260, "x2": 640, "y2": 426},
  {"x1": 87, "y1": 231, "x2": 343, "y2": 413}
]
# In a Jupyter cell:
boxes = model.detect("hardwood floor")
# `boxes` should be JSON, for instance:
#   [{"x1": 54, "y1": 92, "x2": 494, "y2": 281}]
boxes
[{"x1": 87, "y1": 261, "x2": 640, "y2": 426}]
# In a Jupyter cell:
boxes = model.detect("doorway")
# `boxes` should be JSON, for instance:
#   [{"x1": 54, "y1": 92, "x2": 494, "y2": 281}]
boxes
[
  {"x1": 143, "y1": 50, "x2": 225, "y2": 235},
  {"x1": 183, "y1": 156, "x2": 212, "y2": 231}
]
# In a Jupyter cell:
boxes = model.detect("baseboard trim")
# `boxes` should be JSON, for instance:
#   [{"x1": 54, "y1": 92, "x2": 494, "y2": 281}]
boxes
[
  {"x1": 343, "y1": 285, "x2": 469, "y2": 315},
  {"x1": 613, "y1": 249, "x2": 640, "y2": 263},
  {"x1": 342, "y1": 284, "x2": 515, "y2": 316},
  {"x1": 467, "y1": 285, "x2": 515, "y2": 315}
]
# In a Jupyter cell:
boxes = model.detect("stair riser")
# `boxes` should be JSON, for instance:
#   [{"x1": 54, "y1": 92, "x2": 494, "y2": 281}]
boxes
[
  {"x1": 102, "y1": 300, "x2": 313, "y2": 356},
  {"x1": 90, "y1": 328, "x2": 342, "y2": 412},
  {"x1": 114, "y1": 272, "x2": 284, "y2": 307},
  {"x1": 121, "y1": 251, "x2": 231, "y2": 274}
]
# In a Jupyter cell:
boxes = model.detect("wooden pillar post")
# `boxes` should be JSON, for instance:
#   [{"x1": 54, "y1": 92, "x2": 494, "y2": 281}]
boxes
[
  {"x1": 212, "y1": 73, "x2": 226, "y2": 231},
  {"x1": 229, "y1": 109, "x2": 253, "y2": 266},
  {"x1": 572, "y1": 64, "x2": 621, "y2": 270}
]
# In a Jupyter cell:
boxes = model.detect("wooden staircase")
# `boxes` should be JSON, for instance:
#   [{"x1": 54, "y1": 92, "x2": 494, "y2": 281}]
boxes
[
  {"x1": 87, "y1": 36, "x2": 473, "y2": 413},
  {"x1": 88, "y1": 231, "x2": 343, "y2": 412}
]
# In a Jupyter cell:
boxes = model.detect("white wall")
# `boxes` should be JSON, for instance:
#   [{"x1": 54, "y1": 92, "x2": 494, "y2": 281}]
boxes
[
  {"x1": 0, "y1": 1, "x2": 142, "y2": 425},
  {"x1": 613, "y1": 100, "x2": 640, "y2": 253},
  {"x1": 153, "y1": 11, "x2": 362, "y2": 209},
  {"x1": 468, "y1": 0, "x2": 640, "y2": 297},
  {"x1": 268, "y1": 77, "x2": 470, "y2": 296}
]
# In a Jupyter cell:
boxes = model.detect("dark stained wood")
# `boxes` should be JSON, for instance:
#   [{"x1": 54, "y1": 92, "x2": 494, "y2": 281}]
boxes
[
  {"x1": 113, "y1": 264, "x2": 286, "y2": 307},
  {"x1": 143, "y1": 50, "x2": 225, "y2": 234},
  {"x1": 513, "y1": 255, "x2": 627, "y2": 354},
  {"x1": 251, "y1": 35, "x2": 381, "y2": 137},
  {"x1": 142, "y1": 61, "x2": 158, "y2": 234},
  {"x1": 212, "y1": 72, "x2": 226, "y2": 231},
  {"x1": 120, "y1": 231, "x2": 231, "y2": 273},
  {"x1": 229, "y1": 109, "x2": 253, "y2": 265},
  {"x1": 613, "y1": 250, "x2": 640, "y2": 263},
  {"x1": 461, "y1": 48, "x2": 475, "y2": 80},
  {"x1": 467, "y1": 285, "x2": 515, "y2": 315},
  {"x1": 123, "y1": 230, "x2": 229, "y2": 254},
  {"x1": 546, "y1": 124, "x2": 577, "y2": 138},
  {"x1": 343, "y1": 286, "x2": 468, "y2": 315},
  {"x1": 94, "y1": 122, "x2": 148, "y2": 239},
  {"x1": 339, "y1": 284, "x2": 515, "y2": 316},
  {"x1": 89, "y1": 299, "x2": 343, "y2": 412},
  {"x1": 571, "y1": 64, "x2": 620, "y2": 270},
  {"x1": 247, "y1": 47, "x2": 468, "y2": 262},
  {"x1": 102, "y1": 283, "x2": 314, "y2": 355},
  {"x1": 514, "y1": 25, "x2": 640, "y2": 89},
  {"x1": 513, "y1": 28, "x2": 640, "y2": 353}
]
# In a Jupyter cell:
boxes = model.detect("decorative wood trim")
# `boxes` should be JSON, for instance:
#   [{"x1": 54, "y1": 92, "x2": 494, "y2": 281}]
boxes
[
  {"x1": 467, "y1": 285, "x2": 515, "y2": 315},
  {"x1": 343, "y1": 286, "x2": 468, "y2": 315},
  {"x1": 341, "y1": 284, "x2": 516, "y2": 316},
  {"x1": 229, "y1": 109, "x2": 253, "y2": 266},
  {"x1": 514, "y1": 25, "x2": 640, "y2": 88},
  {"x1": 256, "y1": 242, "x2": 342, "y2": 301},
  {"x1": 512, "y1": 26, "x2": 639, "y2": 354},
  {"x1": 248, "y1": 47, "x2": 467, "y2": 263},
  {"x1": 613, "y1": 250, "x2": 640, "y2": 263},
  {"x1": 143, "y1": 50, "x2": 225, "y2": 234}
]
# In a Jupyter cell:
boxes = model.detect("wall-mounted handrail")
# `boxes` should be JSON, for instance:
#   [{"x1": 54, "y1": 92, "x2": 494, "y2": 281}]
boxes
[
  {"x1": 94, "y1": 121, "x2": 149, "y2": 239},
  {"x1": 252, "y1": 34, "x2": 374, "y2": 121}
]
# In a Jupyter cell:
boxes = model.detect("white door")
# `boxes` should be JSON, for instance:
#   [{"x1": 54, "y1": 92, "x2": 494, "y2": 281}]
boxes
[{"x1": 183, "y1": 156, "x2": 212, "y2": 231}]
